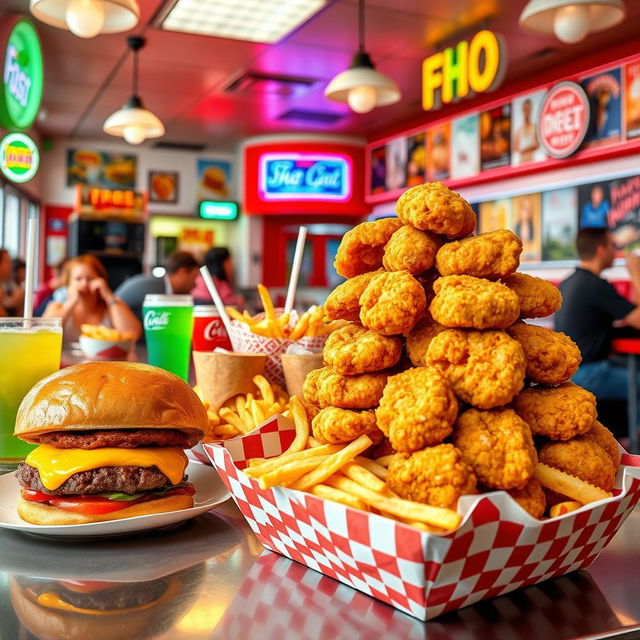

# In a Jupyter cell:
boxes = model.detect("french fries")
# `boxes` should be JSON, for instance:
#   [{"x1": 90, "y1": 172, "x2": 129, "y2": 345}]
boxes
[
  {"x1": 81, "y1": 324, "x2": 133, "y2": 342},
  {"x1": 200, "y1": 375, "x2": 290, "y2": 442},
  {"x1": 226, "y1": 285, "x2": 348, "y2": 340},
  {"x1": 534, "y1": 463, "x2": 612, "y2": 504},
  {"x1": 549, "y1": 501, "x2": 583, "y2": 518}
]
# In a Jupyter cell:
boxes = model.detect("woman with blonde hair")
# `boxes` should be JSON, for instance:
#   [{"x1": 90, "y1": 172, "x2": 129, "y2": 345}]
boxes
[{"x1": 44, "y1": 255, "x2": 141, "y2": 344}]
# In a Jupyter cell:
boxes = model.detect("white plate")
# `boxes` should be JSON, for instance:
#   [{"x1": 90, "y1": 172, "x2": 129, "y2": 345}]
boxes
[{"x1": 0, "y1": 462, "x2": 229, "y2": 538}]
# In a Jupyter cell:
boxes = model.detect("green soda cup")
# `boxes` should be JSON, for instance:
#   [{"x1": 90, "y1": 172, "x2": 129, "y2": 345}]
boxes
[
  {"x1": 143, "y1": 294, "x2": 194, "y2": 381},
  {"x1": 0, "y1": 318, "x2": 63, "y2": 469}
]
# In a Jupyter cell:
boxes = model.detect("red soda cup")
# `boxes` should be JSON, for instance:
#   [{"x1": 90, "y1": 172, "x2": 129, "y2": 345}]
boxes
[{"x1": 192, "y1": 305, "x2": 232, "y2": 351}]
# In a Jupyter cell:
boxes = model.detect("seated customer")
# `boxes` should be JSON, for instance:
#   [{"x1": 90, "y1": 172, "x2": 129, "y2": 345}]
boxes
[
  {"x1": 192, "y1": 247, "x2": 245, "y2": 308},
  {"x1": 43, "y1": 255, "x2": 142, "y2": 344},
  {"x1": 555, "y1": 228, "x2": 640, "y2": 403},
  {"x1": 115, "y1": 251, "x2": 200, "y2": 322}
]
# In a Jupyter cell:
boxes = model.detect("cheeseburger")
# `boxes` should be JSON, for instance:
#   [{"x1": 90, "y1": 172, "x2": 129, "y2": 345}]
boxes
[{"x1": 14, "y1": 362, "x2": 207, "y2": 525}]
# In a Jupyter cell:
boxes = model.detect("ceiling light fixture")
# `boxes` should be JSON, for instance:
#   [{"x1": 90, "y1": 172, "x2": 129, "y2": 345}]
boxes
[
  {"x1": 519, "y1": 0, "x2": 625, "y2": 44},
  {"x1": 29, "y1": 0, "x2": 139, "y2": 38},
  {"x1": 160, "y1": 0, "x2": 328, "y2": 44},
  {"x1": 103, "y1": 36, "x2": 164, "y2": 145},
  {"x1": 325, "y1": 0, "x2": 400, "y2": 114}
]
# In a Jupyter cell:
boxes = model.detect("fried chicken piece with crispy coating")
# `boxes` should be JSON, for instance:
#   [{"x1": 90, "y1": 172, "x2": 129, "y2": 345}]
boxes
[
  {"x1": 334, "y1": 218, "x2": 403, "y2": 278},
  {"x1": 426, "y1": 329, "x2": 526, "y2": 409},
  {"x1": 382, "y1": 224, "x2": 443, "y2": 274},
  {"x1": 580, "y1": 421, "x2": 620, "y2": 466},
  {"x1": 539, "y1": 439, "x2": 616, "y2": 492},
  {"x1": 313, "y1": 366, "x2": 387, "y2": 409},
  {"x1": 430, "y1": 275, "x2": 520, "y2": 330},
  {"x1": 387, "y1": 444, "x2": 477, "y2": 509},
  {"x1": 311, "y1": 407, "x2": 382, "y2": 445},
  {"x1": 406, "y1": 314, "x2": 446, "y2": 367},
  {"x1": 453, "y1": 408, "x2": 537, "y2": 490},
  {"x1": 502, "y1": 273, "x2": 562, "y2": 319},
  {"x1": 507, "y1": 478, "x2": 546, "y2": 518},
  {"x1": 376, "y1": 367, "x2": 458, "y2": 452},
  {"x1": 507, "y1": 322, "x2": 581, "y2": 385},
  {"x1": 359, "y1": 271, "x2": 426, "y2": 336},
  {"x1": 395, "y1": 182, "x2": 476, "y2": 239},
  {"x1": 435, "y1": 229, "x2": 522, "y2": 280},
  {"x1": 324, "y1": 270, "x2": 383, "y2": 322},
  {"x1": 323, "y1": 324, "x2": 402, "y2": 375},
  {"x1": 302, "y1": 367, "x2": 322, "y2": 406},
  {"x1": 512, "y1": 383, "x2": 596, "y2": 440}
]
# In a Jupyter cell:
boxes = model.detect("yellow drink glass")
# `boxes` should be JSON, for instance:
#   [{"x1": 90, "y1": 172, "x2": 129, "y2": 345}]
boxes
[{"x1": 0, "y1": 318, "x2": 62, "y2": 468}]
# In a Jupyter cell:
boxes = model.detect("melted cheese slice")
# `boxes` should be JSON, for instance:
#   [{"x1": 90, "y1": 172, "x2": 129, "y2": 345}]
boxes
[{"x1": 25, "y1": 445, "x2": 188, "y2": 491}]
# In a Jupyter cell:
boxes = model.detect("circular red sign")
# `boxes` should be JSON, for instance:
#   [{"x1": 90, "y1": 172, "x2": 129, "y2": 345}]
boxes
[{"x1": 537, "y1": 81, "x2": 590, "y2": 158}]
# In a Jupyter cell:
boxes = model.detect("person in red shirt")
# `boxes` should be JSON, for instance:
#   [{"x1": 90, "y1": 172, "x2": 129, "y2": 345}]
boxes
[{"x1": 192, "y1": 247, "x2": 245, "y2": 308}]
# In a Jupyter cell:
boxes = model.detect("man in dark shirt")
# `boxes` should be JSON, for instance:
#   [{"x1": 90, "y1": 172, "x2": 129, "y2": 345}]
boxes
[{"x1": 555, "y1": 228, "x2": 640, "y2": 403}]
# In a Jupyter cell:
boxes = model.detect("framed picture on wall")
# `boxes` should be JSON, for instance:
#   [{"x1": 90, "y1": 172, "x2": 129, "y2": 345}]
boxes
[{"x1": 148, "y1": 170, "x2": 179, "y2": 203}]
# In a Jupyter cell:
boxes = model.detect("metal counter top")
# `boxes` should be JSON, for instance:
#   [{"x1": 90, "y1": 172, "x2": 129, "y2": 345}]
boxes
[{"x1": 0, "y1": 498, "x2": 638, "y2": 640}]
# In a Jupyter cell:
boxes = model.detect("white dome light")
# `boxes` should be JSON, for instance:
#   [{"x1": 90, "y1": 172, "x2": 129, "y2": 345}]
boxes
[
  {"x1": 103, "y1": 103, "x2": 165, "y2": 145},
  {"x1": 519, "y1": 0, "x2": 625, "y2": 43},
  {"x1": 30, "y1": 0, "x2": 139, "y2": 38},
  {"x1": 347, "y1": 85, "x2": 378, "y2": 113}
]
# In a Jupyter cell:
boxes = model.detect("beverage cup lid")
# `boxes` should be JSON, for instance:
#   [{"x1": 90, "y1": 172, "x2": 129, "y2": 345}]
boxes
[
  {"x1": 144, "y1": 294, "x2": 193, "y2": 306},
  {"x1": 193, "y1": 305, "x2": 219, "y2": 316}
]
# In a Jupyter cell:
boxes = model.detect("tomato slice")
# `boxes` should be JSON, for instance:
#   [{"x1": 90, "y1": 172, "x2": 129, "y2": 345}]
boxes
[
  {"x1": 59, "y1": 581, "x2": 117, "y2": 593},
  {"x1": 22, "y1": 486, "x2": 195, "y2": 516}
]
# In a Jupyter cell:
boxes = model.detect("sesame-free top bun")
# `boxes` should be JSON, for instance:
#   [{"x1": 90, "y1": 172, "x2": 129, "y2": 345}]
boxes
[{"x1": 14, "y1": 362, "x2": 207, "y2": 446}]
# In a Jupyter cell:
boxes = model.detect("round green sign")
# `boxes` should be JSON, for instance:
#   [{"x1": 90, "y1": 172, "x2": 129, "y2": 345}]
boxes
[
  {"x1": 0, "y1": 17, "x2": 43, "y2": 131},
  {"x1": 0, "y1": 132, "x2": 39, "y2": 183}
]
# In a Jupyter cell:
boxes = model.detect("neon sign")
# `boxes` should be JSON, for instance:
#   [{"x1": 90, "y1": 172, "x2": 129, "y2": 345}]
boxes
[
  {"x1": 199, "y1": 201, "x2": 238, "y2": 220},
  {"x1": 0, "y1": 132, "x2": 39, "y2": 182},
  {"x1": 258, "y1": 152, "x2": 352, "y2": 201},
  {"x1": 422, "y1": 30, "x2": 506, "y2": 111}
]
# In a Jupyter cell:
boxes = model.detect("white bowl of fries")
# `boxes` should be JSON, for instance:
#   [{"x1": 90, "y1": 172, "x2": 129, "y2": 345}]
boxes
[{"x1": 79, "y1": 324, "x2": 133, "y2": 361}]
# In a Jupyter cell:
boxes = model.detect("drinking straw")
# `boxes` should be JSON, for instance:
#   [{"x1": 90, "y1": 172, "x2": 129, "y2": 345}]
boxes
[
  {"x1": 164, "y1": 274, "x2": 173, "y2": 294},
  {"x1": 22, "y1": 213, "x2": 37, "y2": 320},
  {"x1": 199, "y1": 265, "x2": 233, "y2": 335},
  {"x1": 284, "y1": 226, "x2": 308, "y2": 315}
]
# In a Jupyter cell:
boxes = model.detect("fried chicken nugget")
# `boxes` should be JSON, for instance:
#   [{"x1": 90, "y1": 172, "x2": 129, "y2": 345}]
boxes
[
  {"x1": 359, "y1": 271, "x2": 426, "y2": 336},
  {"x1": 406, "y1": 314, "x2": 446, "y2": 367},
  {"x1": 314, "y1": 366, "x2": 387, "y2": 409},
  {"x1": 512, "y1": 383, "x2": 596, "y2": 440},
  {"x1": 507, "y1": 323, "x2": 581, "y2": 385},
  {"x1": 376, "y1": 367, "x2": 458, "y2": 452},
  {"x1": 382, "y1": 224, "x2": 443, "y2": 274},
  {"x1": 334, "y1": 217, "x2": 403, "y2": 278},
  {"x1": 426, "y1": 329, "x2": 526, "y2": 409},
  {"x1": 430, "y1": 275, "x2": 520, "y2": 329},
  {"x1": 435, "y1": 229, "x2": 522, "y2": 279},
  {"x1": 539, "y1": 439, "x2": 616, "y2": 492},
  {"x1": 580, "y1": 421, "x2": 621, "y2": 465},
  {"x1": 508, "y1": 478, "x2": 546, "y2": 518},
  {"x1": 325, "y1": 270, "x2": 383, "y2": 322},
  {"x1": 311, "y1": 407, "x2": 382, "y2": 445},
  {"x1": 302, "y1": 367, "x2": 322, "y2": 405},
  {"x1": 453, "y1": 408, "x2": 537, "y2": 490},
  {"x1": 323, "y1": 324, "x2": 402, "y2": 375},
  {"x1": 387, "y1": 444, "x2": 477, "y2": 509},
  {"x1": 502, "y1": 273, "x2": 562, "y2": 319},
  {"x1": 395, "y1": 182, "x2": 476, "y2": 239}
]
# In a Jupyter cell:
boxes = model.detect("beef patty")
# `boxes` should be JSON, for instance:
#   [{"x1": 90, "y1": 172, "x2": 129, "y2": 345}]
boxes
[
  {"x1": 38, "y1": 429, "x2": 191, "y2": 449},
  {"x1": 16, "y1": 463, "x2": 179, "y2": 496}
]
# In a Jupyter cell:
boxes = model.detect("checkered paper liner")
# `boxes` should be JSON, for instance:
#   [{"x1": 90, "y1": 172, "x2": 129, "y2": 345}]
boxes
[
  {"x1": 203, "y1": 419, "x2": 640, "y2": 621},
  {"x1": 227, "y1": 315, "x2": 326, "y2": 388}
]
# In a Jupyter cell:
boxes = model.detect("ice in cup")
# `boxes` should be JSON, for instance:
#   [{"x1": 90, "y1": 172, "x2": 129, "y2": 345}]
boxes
[
  {"x1": 0, "y1": 318, "x2": 63, "y2": 466},
  {"x1": 143, "y1": 294, "x2": 194, "y2": 380}
]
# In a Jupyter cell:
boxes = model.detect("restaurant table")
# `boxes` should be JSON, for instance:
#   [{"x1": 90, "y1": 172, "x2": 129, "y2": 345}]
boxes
[
  {"x1": 0, "y1": 492, "x2": 638, "y2": 640},
  {"x1": 611, "y1": 338, "x2": 640, "y2": 454}
]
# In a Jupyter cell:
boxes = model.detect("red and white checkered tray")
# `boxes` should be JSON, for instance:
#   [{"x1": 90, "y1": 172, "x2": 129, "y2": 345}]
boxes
[{"x1": 203, "y1": 418, "x2": 640, "y2": 621}]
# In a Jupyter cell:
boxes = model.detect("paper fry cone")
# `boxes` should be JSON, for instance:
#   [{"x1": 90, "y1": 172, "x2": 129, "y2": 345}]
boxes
[
  {"x1": 281, "y1": 353, "x2": 324, "y2": 397},
  {"x1": 194, "y1": 351, "x2": 268, "y2": 412}
]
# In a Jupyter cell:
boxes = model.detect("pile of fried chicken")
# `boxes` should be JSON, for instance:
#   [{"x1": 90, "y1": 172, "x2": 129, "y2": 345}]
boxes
[{"x1": 302, "y1": 181, "x2": 620, "y2": 519}]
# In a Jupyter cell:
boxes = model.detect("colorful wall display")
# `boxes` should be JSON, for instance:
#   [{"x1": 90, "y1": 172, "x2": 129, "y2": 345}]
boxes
[
  {"x1": 384, "y1": 138, "x2": 407, "y2": 192},
  {"x1": 451, "y1": 114, "x2": 479, "y2": 178},
  {"x1": 66, "y1": 149, "x2": 136, "y2": 188},
  {"x1": 197, "y1": 159, "x2": 232, "y2": 200},
  {"x1": 0, "y1": 132, "x2": 38, "y2": 183},
  {"x1": 479, "y1": 198, "x2": 511, "y2": 234},
  {"x1": 541, "y1": 188, "x2": 578, "y2": 261},
  {"x1": 581, "y1": 68, "x2": 622, "y2": 147},
  {"x1": 511, "y1": 193, "x2": 542, "y2": 262},
  {"x1": 370, "y1": 145, "x2": 386, "y2": 194},
  {"x1": 75, "y1": 184, "x2": 146, "y2": 218},
  {"x1": 480, "y1": 104, "x2": 511, "y2": 171},
  {"x1": 406, "y1": 132, "x2": 426, "y2": 187},
  {"x1": 148, "y1": 170, "x2": 179, "y2": 204},
  {"x1": 511, "y1": 90, "x2": 547, "y2": 166},
  {"x1": 426, "y1": 123, "x2": 450, "y2": 180},
  {"x1": 0, "y1": 17, "x2": 43, "y2": 131},
  {"x1": 601, "y1": 174, "x2": 640, "y2": 248},
  {"x1": 625, "y1": 61, "x2": 640, "y2": 139}
]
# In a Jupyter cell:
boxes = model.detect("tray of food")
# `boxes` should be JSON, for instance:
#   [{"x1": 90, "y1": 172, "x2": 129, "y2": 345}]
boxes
[{"x1": 203, "y1": 181, "x2": 640, "y2": 621}]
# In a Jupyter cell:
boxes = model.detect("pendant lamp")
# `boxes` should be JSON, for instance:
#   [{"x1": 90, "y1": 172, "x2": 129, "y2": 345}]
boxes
[
  {"x1": 519, "y1": 0, "x2": 625, "y2": 44},
  {"x1": 30, "y1": 0, "x2": 139, "y2": 39},
  {"x1": 325, "y1": 0, "x2": 400, "y2": 114},
  {"x1": 103, "y1": 36, "x2": 164, "y2": 145}
]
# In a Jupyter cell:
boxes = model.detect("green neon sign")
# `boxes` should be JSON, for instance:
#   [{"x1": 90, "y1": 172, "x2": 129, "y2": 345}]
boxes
[
  {"x1": 0, "y1": 132, "x2": 39, "y2": 183},
  {"x1": 199, "y1": 201, "x2": 239, "y2": 220},
  {"x1": 0, "y1": 17, "x2": 43, "y2": 131}
]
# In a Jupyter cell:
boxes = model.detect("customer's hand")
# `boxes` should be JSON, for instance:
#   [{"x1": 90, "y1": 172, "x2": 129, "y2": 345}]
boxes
[
  {"x1": 90, "y1": 278, "x2": 113, "y2": 303},
  {"x1": 626, "y1": 251, "x2": 640, "y2": 277},
  {"x1": 66, "y1": 284, "x2": 81, "y2": 307}
]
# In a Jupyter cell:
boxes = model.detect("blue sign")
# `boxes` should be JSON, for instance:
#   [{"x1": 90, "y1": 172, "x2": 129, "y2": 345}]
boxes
[{"x1": 258, "y1": 153, "x2": 351, "y2": 201}]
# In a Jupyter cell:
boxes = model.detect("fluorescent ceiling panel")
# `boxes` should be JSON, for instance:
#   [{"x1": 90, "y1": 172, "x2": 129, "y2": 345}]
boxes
[{"x1": 161, "y1": 0, "x2": 328, "y2": 44}]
